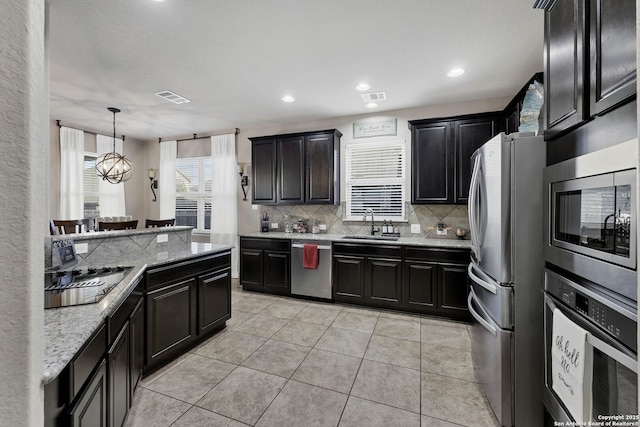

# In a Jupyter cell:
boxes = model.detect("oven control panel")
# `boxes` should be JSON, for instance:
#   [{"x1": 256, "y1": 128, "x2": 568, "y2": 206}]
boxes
[{"x1": 545, "y1": 268, "x2": 637, "y2": 352}]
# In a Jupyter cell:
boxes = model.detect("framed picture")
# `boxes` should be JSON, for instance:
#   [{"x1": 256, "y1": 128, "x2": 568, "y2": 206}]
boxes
[{"x1": 353, "y1": 118, "x2": 397, "y2": 138}]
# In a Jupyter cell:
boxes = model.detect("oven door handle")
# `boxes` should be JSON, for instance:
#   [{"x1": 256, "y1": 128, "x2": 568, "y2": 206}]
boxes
[
  {"x1": 291, "y1": 243, "x2": 332, "y2": 250},
  {"x1": 467, "y1": 288, "x2": 497, "y2": 336},
  {"x1": 545, "y1": 297, "x2": 637, "y2": 373}
]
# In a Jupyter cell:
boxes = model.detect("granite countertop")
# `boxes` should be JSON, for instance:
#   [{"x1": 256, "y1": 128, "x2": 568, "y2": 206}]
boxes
[
  {"x1": 43, "y1": 242, "x2": 233, "y2": 385},
  {"x1": 49, "y1": 225, "x2": 194, "y2": 242},
  {"x1": 240, "y1": 232, "x2": 472, "y2": 249}
]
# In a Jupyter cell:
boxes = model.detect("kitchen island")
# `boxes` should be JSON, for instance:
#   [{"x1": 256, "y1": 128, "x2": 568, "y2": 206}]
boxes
[{"x1": 44, "y1": 227, "x2": 233, "y2": 427}]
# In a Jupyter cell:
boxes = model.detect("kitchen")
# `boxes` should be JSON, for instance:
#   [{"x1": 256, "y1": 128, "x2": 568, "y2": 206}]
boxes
[{"x1": 1, "y1": 1, "x2": 638, "y2": 426}]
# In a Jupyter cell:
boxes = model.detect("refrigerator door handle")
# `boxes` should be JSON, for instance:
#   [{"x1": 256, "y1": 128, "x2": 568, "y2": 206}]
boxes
[
  {"x1": 468, "y1": 262, "x2": 498, "y2": 294},
  {"x1": 469, "y1": 156, "x2": 481, "y2": 259},
  {"x1": 468, "y1": 288, "x2": 498, "y2": 336}
]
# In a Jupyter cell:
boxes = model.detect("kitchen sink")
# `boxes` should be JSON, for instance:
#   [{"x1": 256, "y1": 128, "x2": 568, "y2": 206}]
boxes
[{"x1": 342, "y1": 235, "x2": 399, "y2": 241}]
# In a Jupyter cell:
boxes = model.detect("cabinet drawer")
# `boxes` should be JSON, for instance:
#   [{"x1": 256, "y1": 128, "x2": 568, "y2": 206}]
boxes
[
  {"x1": 146, "y1": 252, "x2": 231, "y2": 290},
  {"x1": 333, "y1": 243, "x2": 401, "y2": 258},
  {"x1": 71, "y1": 323, "x2": 106, "y2": 400},
  {"x1": 404, "y1": 247, "x2": 469, "y2": 264},
  {"x1": 107, "y1": 276, "x2": 142, "y2": 344},
  {"x1": 240, "y1": 237, "x2": 290, "y2": 252}
]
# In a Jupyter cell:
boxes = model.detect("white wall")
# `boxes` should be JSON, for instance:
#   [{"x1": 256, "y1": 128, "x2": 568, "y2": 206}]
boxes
[{"x1": 0, "y1": 0, "x2": 47, "y2": 425}]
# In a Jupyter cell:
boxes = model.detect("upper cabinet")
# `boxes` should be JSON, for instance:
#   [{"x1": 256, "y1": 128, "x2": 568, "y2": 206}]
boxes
[
  {"x1": 250, "y1": 129, "x2": 341, "y2": 205},
  {"x1": 410, "y1": 113, "x2": 498, "y2": 205},
  {"x1": 543, "y1": 0, "x2": 636, "y2": 139}
]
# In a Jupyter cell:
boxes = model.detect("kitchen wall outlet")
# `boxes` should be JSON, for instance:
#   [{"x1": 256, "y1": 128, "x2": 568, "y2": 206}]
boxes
[
  {"x1": 157, "y1": 234, "x2": 169, "y2": 243},
  {"x1": 75, "y1": 243, "x2": 88, "y2": 254},
  {"x1": 436, "y1": 228, "x2": 447, "y2": 236},
  {"x1": 319, "y1": 224, "x2": 327, "y2": 231},
  {"x1": 271, "y1": 223, "x2": 279, "y2": 229},
  {"x1": 251, "y1": 205, "x2": 258, "y2": 210},
  {"x1": 410, "y1": 224, "x2": 421, "y2": 234}
]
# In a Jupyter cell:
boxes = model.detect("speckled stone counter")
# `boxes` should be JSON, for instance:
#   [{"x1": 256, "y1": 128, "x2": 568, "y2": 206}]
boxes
[
  {"x1": 43, "y1": 242, "x2": 233, "y2": 384},
  {"x1": 240, "y1": 231, "x2": 472, "y2": 249}
]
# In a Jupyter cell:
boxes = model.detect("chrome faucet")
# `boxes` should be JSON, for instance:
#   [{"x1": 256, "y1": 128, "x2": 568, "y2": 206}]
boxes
[{"x1": 363, "y1": 208, "x2": 379, "y2": 236}]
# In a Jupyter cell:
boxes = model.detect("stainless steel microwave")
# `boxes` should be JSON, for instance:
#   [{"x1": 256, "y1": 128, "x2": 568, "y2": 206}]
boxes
[{"x1": 544, "y1": 139, "x2": 637, "y2": 302}]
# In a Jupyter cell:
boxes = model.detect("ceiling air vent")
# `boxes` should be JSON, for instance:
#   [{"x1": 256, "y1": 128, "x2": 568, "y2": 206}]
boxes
[
  {"x1": 155, "y1": 90, "x2": 191, "y2": 104},
  {"x1": 361, "y1": 92, "x2": 387, "y2": 102}
]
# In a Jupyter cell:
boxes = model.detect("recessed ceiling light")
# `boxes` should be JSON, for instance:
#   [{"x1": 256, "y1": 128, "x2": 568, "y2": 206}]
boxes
[
  {"x1": 447, "y1": 68, "x2": 465, "y2": 77},
  {"x1": 282, "y1": 95, "x2": 295, "y2": 103},
  {"x1": 365, "y1": 102, "x2": 378, "y2": 109},
  {"x1": 355, "y1": 83, "x2": 371, "y2": 92}
]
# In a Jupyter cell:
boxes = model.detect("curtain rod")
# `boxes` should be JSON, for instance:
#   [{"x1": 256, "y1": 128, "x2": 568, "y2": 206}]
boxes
[{"x1": 159, "y1": 128, "x2": 240, "y2": 143}]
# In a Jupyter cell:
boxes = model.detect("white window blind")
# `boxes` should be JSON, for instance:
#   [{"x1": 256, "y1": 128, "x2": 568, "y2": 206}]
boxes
[
  {"x1": 346, "y1": 140, "x2": 405, "y2": 220},
  {"x1": 83, "y1": 155, "x2": 100, "y2": 218},
  {"x1": 175, "y1": 157, "x2": 212, "y2": 230}
]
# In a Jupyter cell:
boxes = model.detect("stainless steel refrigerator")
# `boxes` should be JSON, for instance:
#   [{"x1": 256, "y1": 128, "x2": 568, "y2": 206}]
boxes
[{"x1": 467, "y1": 132, "x2": 546, "y2": 427}]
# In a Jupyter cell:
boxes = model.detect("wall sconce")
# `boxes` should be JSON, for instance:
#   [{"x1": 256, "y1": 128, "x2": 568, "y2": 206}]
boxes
[
  {"x1": 148, "y1": 168, "x2": 158, "y2": 202},
  {"x1": 238, "y1": 163, "x2": 249, "y2": 201}
]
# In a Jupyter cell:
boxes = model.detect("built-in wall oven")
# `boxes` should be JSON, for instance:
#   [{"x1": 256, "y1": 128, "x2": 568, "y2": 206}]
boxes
[{"x1": 544, "y1": 269, "x2": 637, "y2": 424}]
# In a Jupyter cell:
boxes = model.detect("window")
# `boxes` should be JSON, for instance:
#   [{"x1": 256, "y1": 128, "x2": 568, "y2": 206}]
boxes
[
  {"x1": 345, "y1": 140, "x2": 406, "y2": 220},
  {"x1": 175, "y1": 157, "x2": 212, "y2": 230},
  {"x1": 83, "y1": 154, "x2": 100, "y2": 218}
]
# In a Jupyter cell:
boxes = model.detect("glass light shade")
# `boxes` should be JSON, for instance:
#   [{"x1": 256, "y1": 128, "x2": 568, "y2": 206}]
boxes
[{"x1": 95, "y1": 152, "x2": 133, "y2": 184}]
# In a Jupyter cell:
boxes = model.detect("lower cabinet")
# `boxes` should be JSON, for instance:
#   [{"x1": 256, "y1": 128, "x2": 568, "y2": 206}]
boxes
[
  {"x1": 129, "y1": 299, "x2": 144, "y2": 402},
  {"x1": 70, "y1": 359, "x2": 108, "y2": 427},
  {"x1": 108, "y1": 322, "x2": 130, "y2": 427},
  {"x1": 240, "y1": 237, "x2": 291, "y2": 296},
  {"x1": 333, "y1": 243, "x2": 402, "y2": 310},
  {"x1": 198, "y1": 266, "x2": 232, "y2": 334},
  {"x1": 403, "y1": 247, "x2": 471, "y2": 321}
]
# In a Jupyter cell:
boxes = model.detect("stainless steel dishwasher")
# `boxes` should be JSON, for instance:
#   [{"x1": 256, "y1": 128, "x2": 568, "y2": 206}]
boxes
[{"x1": 291, "y1": 240, "x2": 332, "y2": 299}]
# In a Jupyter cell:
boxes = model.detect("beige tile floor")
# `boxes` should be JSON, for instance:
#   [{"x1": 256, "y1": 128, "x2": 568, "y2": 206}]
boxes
[{"x1": 124, "y1": 285, "x2": 499, "y2": 427}]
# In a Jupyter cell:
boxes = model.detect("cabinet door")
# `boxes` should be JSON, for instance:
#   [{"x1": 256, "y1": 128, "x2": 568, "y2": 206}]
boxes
[
  {"x1": 305, "y1": 132, "x2": 335, "y2": 204},
  {"x1": 70, "y1": 359, "x2": 107, "y2": 427},
  {"x1": 108, "y1": 322, "x2": 129, "y2": 427},
  {"x1": 403, "y1": 261, "x2": 437, "y2": 313},
  {"x1": 333, "y1": 255, "x2": 366, "y2": 303},
  {"x1": 264, "y1": 250, "x2": 290, "y2": 294},
  {"x1": 129, "y1": 299, "x2": 144, "y2": 402},
  {"x1": 505, "y1": 104, "x2": 520, "y2": 135},
  {"x1": 438, "y1": 263, "x2": 470, "y2": 319},
  {"x1": 454, "y1": 117, "x2": 497, "y2": 203},
  {"x1": 411, "y1": 122, "x2": 452, "y2": 204},
  {"x1": 198, "y1": 267, "x2": 231, "y2": 334},
  {"x1": 589, "y1": 0, "x2": 636, "y2": 115},
  {"x1": 146, "y1": 279, "x2": 196, "y2": 369},
  {"x1": 239, "y1": 248, "x2": 263, "y2": 289},
  {"x1": 277, "y1": 135, "x2": 305, "y2": 203},
  {"x1": 366, "y1": 257, "x2": 402, "y2": 308},
  {"x1": 251, "y1": 139, "x2": 277, "y2": 203},
  {"x1": 544, "y1": 0, "x2": 586, "y2": 137}
]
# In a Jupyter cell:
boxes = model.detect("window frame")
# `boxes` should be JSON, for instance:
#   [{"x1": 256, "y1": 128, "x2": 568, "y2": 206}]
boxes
[
  {"x1": 344, "y1": 139, "x2": 406, "y2": 221},
  {"x1": 83, "y1": 152, "x2": 100, "y2": 219},
  {"x1": 175, "y1": 156, "x2": 212, "y2": 232}
]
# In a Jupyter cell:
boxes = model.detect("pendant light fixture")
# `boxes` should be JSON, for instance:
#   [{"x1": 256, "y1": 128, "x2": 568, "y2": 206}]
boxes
[{"x1": 95, "y1": 107, "x2": 133, "y2": 183}]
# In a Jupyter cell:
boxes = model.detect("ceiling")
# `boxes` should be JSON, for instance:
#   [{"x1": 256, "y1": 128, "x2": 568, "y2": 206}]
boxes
[{"x1": 48, "y1": 0, "x2": 544, "y2": 141}]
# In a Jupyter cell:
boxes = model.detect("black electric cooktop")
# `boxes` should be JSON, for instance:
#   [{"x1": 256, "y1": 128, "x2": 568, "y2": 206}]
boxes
[{"x1": 44, "y1": 265, "x2": 133, "y2": 309}]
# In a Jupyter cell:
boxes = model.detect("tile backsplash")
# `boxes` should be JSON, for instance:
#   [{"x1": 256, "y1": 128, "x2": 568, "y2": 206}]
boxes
[{"x1": 260, "y1": 203, "x2": 469, "y2": 239}]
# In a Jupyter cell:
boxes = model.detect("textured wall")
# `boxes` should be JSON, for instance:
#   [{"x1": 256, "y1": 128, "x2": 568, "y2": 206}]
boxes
[{"x1": 0, "y1": 0, "x2": 47, "y2": 425}]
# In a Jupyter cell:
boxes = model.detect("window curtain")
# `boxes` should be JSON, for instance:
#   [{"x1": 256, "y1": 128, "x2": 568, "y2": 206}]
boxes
[
  {"x1": 159, "y1": 140, "x2": 177, "y2": 219},
  {"x1": 211, "y1": 134, "x2": 238, "y2": 277},
  {"x1": 96, "y1": 134, "x2": 126, "y2": 217},
  {"x1": 59, "y1": 126, "x2": 85, "y2": 219}
]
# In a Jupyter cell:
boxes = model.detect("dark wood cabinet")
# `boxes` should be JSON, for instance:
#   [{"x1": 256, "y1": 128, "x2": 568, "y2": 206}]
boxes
[
  {"x1": 69, "y1": 359, "x2": 107, "y2": 427},
  {"x1": 198, "y1": 266, "x2": 232, "y2": 334},
  {"x1": 250, "y1": 129, "x2": 341, "y2": 205},
  {"x1": 333, "y1": 255, "x2": 366, "y2": 303},
  {"x1": 588, "y1": 0, "x2": 636, "y2": 115},
  {"x1": 332, "y1": 243, "x2": 402, "y2": 310},
  {"x1": 240, "y1": 237, "x2": 291, "y2": 296},
  {"x1": 108, "y1": 322, "x2": 129, "y2": 427},
  {"x1": 544, "y1": 0, "x2": 586, "y2": 138},
  {"x1": 543, "y1": 0, "x2": 636, "y2": 145},
  {"x1": 410, "y1": 114, "x2": 498, "y2": 204},
  {"x1": 504, "y1": 104, "x2": 520, "y2": 135},
  {"x1": 129, "y1": 299, "x2": 144, "y2": 403},
  {"x1": 501, "y1": 72, "x2": 544, "y2": 136},
  {"x1": 403, "y1": 247, "x2": 471, "y2": 321},
  {"x1": 146, "y1": 278, "x2": 197, "y2": 368}
]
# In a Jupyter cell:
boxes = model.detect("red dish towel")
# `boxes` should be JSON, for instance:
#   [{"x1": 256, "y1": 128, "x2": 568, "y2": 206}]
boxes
[{"x1": 303, "y1": 244, "x2": 319, "y2": 269}]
